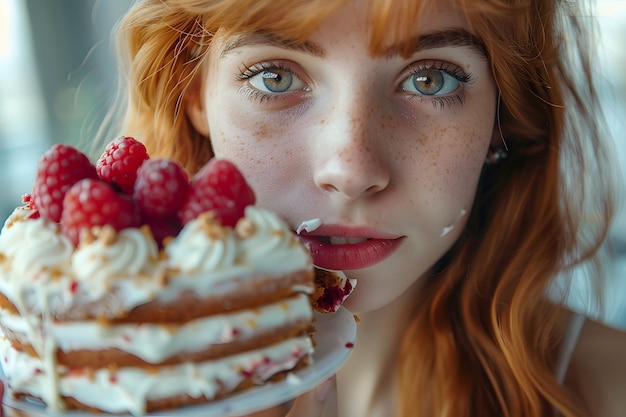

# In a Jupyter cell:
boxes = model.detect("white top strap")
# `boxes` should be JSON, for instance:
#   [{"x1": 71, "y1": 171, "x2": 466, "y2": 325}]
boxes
[{"x1": 554, "y1": 312, "x2": 586, "y2": 384}]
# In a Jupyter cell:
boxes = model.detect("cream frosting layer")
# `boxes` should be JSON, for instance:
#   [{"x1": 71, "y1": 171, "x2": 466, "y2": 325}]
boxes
[
  {"x1": 0, "y1": 294, "x2": 312, "y2": 364},
  {"x1": 0, "y1": 335, "x2": 313, "y2": 415}
]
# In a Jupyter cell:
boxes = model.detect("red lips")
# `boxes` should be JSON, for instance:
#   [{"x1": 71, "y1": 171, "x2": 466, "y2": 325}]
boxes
[{"x1": 296, "y1": 225, "x2": 403, "y2": 270}]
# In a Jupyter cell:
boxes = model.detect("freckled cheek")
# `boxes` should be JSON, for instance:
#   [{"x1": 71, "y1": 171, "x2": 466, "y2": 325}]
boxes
[
  {"x1": 398, "y1": 120, "x2": 491, "y2": 203},
  {"x1": 211, "y1": 109, "x2": 263, "y2": 157},
  {"x1": 209, "y1": 110, "x2": 307, "y2": 200}
]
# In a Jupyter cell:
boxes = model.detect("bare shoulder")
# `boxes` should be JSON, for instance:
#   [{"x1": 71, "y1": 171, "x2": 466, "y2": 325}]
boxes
[{"x1": 566, "y1": 316, "x2": 626, "y2": 417}]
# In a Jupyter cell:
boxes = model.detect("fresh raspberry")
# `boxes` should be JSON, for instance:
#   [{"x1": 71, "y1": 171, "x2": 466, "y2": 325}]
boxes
[
  {"x1": 22, "y1": 194, "x2": 35, "y2": 210},
  {"x1": 178, "y1": 159, "x2": 256, "y2": 227},
  {"x1": 61, "y1": 179, "x2": 140, "y2": 246},
  {"x1": 96, "y1": 136, "x2": 149, "y2": 194},
  {"x1": 133, "y1": 158, "x2": 190, "y2": 219},
  {"x1": 31, "y1": 144, "x2": 98, "y2": 223},
  {"x1": 22, "y1": 195, "x2": 41, "y2": 219}
]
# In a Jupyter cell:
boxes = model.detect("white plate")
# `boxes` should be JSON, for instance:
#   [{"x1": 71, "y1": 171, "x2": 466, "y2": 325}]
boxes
[{"x1": 1, "y1": 307, "x2": 357, "y2": 417}]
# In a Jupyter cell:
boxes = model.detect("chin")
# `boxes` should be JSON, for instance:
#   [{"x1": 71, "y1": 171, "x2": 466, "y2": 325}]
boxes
[
  {"x1": 343, "y1": 265, "x2": 430, "y2": 316},
  {"x1": 341, "y1": 281, "x2": 400, "y2": 315}
]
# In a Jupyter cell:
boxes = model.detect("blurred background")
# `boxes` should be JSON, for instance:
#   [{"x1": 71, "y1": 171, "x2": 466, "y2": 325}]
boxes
[
  {"x1": 0, "y1": 0, "x2": 625, "y2": 326},
  {"x1": 0, "y1": 0, "x2": 132, "y2": 213}
]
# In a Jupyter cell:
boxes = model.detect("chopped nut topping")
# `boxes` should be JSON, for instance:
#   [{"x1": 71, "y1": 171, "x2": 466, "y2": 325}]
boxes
[
  {"x1": 236, "y1": 218, "x2": 256, "y2": 238},
  {"x1": 5, "y1": 207, "x2": 28, "y2": 228},
  {"x1": 198, "y1": 212, "x2": 229, "y2": 239},
  {"x1": 96, "y1": 225, "x2": 118, "y2": 246},
  {"x1": 155, "y1": 268, "x2": 169, "y2": 286},
  {"x1": 165, "y1": 266, "x2": 179, "y2": 274},
  {"x1": 50, "y1": 268, "x2": 63, "y2": 281},
  {"x1": 140, "y1": 225, "x2": 154, "y2": 240},
  {"x1": 198, "y1": 211, "x2": 218, "y2": 225},
  {"x1": 162, "y1": 323, "x2": 176, "y2": 334},
  {"x1": 78, "y1": 228, "x2": 96, "y2": 247}
]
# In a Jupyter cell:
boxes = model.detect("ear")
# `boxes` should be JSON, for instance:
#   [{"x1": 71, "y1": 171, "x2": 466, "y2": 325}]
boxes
[{"x1": 185, "y1": 80, "x2": 210, "y2": 137}]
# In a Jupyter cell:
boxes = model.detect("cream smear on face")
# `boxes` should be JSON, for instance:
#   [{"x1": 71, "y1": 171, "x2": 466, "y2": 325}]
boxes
[
  {"x1": 440, "y1": 209, "x2": 467, "y2": 238},
  {"x1": 297, "y1": 218, "x2": 323, "y2": 235}
]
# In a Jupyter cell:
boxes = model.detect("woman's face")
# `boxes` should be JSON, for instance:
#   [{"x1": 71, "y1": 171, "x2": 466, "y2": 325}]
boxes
[{"x1": 188, "y1": 0, "x2": 497, "y2": 313}]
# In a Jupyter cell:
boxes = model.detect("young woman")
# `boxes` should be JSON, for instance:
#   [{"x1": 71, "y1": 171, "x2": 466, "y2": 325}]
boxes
[{"x1": 5, "y1": 0, "x2": 622, "y2": 416}]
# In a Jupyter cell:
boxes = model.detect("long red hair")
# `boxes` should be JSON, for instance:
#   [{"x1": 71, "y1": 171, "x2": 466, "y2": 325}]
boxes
[{"x1": 113, "y1": 0, "x2": 615, "y2": 416}]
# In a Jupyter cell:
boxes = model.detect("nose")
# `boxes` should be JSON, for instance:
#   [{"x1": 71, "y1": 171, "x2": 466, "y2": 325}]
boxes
[{"x1": 313, "y1": 99, "x2": 390, "y2": 200}]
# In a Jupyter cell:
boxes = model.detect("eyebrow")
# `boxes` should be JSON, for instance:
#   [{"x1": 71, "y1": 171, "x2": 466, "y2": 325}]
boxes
[
  {"x1": 220, "y1": 32, "x2": 325, "y2": 58},
  {"x1": 388, "y1": 28, "x2": 487, "y2": 59},
  {"x1": 219, "y1": 27, "x2": 486, "y2": 60}
]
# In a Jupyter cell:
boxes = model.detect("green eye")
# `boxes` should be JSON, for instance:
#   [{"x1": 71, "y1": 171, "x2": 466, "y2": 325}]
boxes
[
  {"x1": 402, "y1": 68, "x2": 461, "y2": 96},
  {"x1": 249, "y1": 68, "x2": 307, "y2": 93},
  {"x1": 260, "y1": 69, "x2": 293, "y2": 92}
]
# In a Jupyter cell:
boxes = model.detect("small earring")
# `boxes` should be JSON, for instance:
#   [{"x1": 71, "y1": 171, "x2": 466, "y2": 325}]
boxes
[{"x1": 485, "y1": 148, "x2": 508, "y2": 165}]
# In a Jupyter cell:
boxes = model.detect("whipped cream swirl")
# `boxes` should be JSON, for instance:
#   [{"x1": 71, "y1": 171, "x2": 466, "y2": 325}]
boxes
[
  {"x1": 72, "y1": 227, "x2": 161, "y2": 303},
  {"x1": 165, "y1": 216, "x2": 239, "y2": 274},
  {"x1": 240, "y1": 206, "x2": 312, "y2": 273},
  {"x1": 0, "y1": 208, "x2": 74, "y2": 279}
]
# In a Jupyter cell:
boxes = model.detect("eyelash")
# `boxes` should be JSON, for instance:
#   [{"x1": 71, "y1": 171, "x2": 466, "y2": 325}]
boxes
[
  {"x1": 237, "y1": 62, "x2": 290, "y2": 80},
  {"x1": 236, "y1": 61, "x2": 302, "y2": 103},
  {"x1": 401, "y1": 61, "x2": 473, "y2": 110},
  {"x1": 236, "y1": 60, "x2": 473, "y2": 108}
]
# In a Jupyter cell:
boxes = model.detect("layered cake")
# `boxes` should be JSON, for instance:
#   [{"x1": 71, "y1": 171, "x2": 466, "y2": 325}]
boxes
[
  {"x1": 0, "y1": 137, "x2": 316, "y2": 414},
  {"x1": 311, "y1": 268, "x2": 354, "y2": 314}
]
